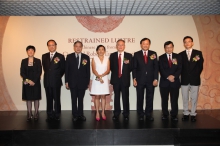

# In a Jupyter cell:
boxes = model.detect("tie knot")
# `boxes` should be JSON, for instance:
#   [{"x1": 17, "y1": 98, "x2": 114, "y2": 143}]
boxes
[
  {"x1": 144, "y1": 51, "x2": 146, "y2": 55},
  {"x1": 119, "y1": 53, "x2": 121, "y2": 56}
]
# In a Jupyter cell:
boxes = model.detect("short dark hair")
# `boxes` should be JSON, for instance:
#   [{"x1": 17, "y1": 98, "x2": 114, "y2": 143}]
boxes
[
  {"x1": 140, "y1": 38, "x2": 151, "y2": 44},
  {"x1": 47, "y1": 39, "x2": 57, "y2": 46},
  {"x1": 164, "y1": 41, "x2": 174, "y2": 48},
  {"x1": 183, "y1": 36, "x2": 193, "y2": 42},
  {"x1": 74, "y1": 41, "x2": 83, "y2": 47},
  {"x1": 116, "y1": 39, "x2": 125, "y2": 44},
  {"x1": 26, "y1": 45, "x2": 36, "y2": 52},
  {"x1": 96, "y1": 45, "x2": 106, "y2": 51}
]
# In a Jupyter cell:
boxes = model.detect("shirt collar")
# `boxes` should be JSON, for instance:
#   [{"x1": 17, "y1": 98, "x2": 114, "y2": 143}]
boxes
[
  {"x1": 50, "y1": 51, "x2": 56, "y2": 55},
  {"x1": 186, "y1": 48, "x2": 192, "y2": 52}
]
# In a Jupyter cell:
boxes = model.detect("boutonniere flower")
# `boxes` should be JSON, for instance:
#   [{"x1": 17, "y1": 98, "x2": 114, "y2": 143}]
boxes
[
  {"x1": 150, "y1": 54, "x2": 156, "y2": 60},
  {"x1": 172, "y1": 58, "x2": 177, "y2": 65},
  {"x1": 54, "y1": 57, "x2": 60, "y2": 64},
  {"x1": 123, "y1": 58, "x2": 129, "y2": 64},
  {"x1": 193, "y1": 55, "x2": 200, "y2": 62},
  {"x1": 82, "y1": 59, "x2": 87, "y2": 65}
]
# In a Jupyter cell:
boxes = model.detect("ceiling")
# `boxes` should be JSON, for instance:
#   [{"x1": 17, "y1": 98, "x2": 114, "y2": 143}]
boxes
[{"x1": 0, "y1": 0, "x2": 220, "y2": 16}]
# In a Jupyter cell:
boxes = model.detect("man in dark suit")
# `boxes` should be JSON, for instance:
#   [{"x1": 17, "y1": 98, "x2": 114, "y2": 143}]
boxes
[
  {"x1": 65, "y1": 41, "x2": 90, "y2": 122},
  {"x1": 179, "y1": 36, "x2": 204, "y2": 122},
  {"x1": 133, "y1": 38, "x2": 158, "y2": 121},
  {"x1": 110, "y1": 39, "x2": 133, "y2": 121},
  {"x1": 42, "y1": 40, "x2": 65, "y2": 121},
  {"x1": 159, "y1": 41, "x2": 182, "y2": 121}
]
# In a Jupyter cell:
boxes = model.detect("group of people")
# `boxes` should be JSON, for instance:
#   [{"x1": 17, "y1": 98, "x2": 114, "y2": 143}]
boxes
[{"x1": 20, "y1": 36, "x2": 203, "y2": 123}]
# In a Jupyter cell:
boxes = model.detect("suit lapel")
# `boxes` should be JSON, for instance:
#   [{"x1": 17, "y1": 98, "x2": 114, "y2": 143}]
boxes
[{"x1": 139, "y1": 50, "x2": 145, "y2": 64}]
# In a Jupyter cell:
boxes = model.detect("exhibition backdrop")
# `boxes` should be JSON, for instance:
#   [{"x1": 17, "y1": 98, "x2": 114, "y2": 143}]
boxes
[{"x1": 0, "y1": 15, "x2": 220, "y2": 112}]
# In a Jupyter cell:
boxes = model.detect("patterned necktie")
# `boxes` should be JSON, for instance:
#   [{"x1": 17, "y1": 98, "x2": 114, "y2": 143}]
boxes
[
  {"x1": 144, "y1": 51, "x2": 148, "y2": 64},
  {"x1": 50, "y1": 53, "x2": 53, "y2": 61},
  {"x1": 187, "y1": 51, "x2": 191, "y2": 61},
  {"x1": 168, "y1": 54, "x2": 172, "y2": 68},
  {"x1": 118, "y1": 54, "x2": 122, "y2": 78}
]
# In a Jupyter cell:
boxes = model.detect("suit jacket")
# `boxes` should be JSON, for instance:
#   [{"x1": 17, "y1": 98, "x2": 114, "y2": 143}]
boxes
[
  {"x1": 159, "y1": 53, "x2": 182, "y2": 88},
  {"x1": 110, "y1": 52, "x2": 133, "y2": 87},
  {"x1": 179, "y1": 49, "x2": 204, "y2": 86},
  {"x1": 132, "y1": 50, "x2": 159, "y2": 85},
  {"x1": 20, "y1": 57, "x2": 42, "y2": 84},
  {"x1": 65, "y1": 53, "x2": 90, "y2": 90},
  {"x1": 42, "y1": 52, "x2": 65, "y2": 88}
]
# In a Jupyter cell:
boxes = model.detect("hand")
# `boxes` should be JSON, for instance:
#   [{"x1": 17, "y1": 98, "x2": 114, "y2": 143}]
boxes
[
  {"x1": 167, "y1": 75, "x2": 175, "y2": 82},
  {"x1": 65, "y1": 83, "x2": 69, "y2": 89},
  {"x1": 99, "y1": 77, "x2": 104, "y2": 84},
  {"x1": 153, "y1": 80, "x2": 158, "y2": 86},
  {"x1": 28, "y1": 80, "x2": 35, "y2": 86},
  {"x1": 133, "y1": 79, "x2": 137, "y2": 87}
]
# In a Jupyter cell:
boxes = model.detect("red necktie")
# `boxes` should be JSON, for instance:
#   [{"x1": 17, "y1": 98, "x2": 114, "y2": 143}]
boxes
[
  {"x1": 168, "y1": 54, "x2": 172, "y2": 68},
  {"x1": 118, "y1": 54, "x2": 122, "y2": 78},
  {"x1": 144, "y1": 51, "x2": 148, "y2": 64}
]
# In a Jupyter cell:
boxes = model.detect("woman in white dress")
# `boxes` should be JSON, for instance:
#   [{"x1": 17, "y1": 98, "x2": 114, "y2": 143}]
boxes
[{"x1": 90, "y1": 45, "x2": 110, "y2": 121}]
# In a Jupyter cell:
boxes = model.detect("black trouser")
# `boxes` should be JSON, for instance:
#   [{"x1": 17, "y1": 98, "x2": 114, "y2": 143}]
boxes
[
  {"x1": 113, "y1": 77, "x2": 130, "y2": 117},
  {"x1": 70, "y1": 88, "x2": 86, "y2": 117},
  {"x1": 136, "y1": 84, "x2": 155, "y2": 117},
  {"x1": 160, "y1": 86, "x2": 179, "y2": 117},
  {"x1": 45, "y1": 87, "x2": 61, "y2": 118}
]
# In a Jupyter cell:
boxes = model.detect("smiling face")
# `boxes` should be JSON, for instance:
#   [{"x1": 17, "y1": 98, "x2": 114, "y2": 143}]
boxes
[
  {"x1": 141, "y1": 40, "x2": 151, "y2": 51},
  {"x1": 184, "y1": 38, "x2": 194, "y2": 50},
  {"x1": 116, "y1": 40, "x2": 125, "y2": 53},
  {"x1": 47, "y1": 40, "x2": 57, "y2": 53},
  {"x1": 97, "y1": 46, "x2": 105, "y2": 56},
  {"x1": 74, "y1": 42, "x2": 83, "y2": 54},
  {"x1": 164, "y1": 44, "x2": 174, "y2": 54},
  {"x1": 27, "y1": 48, "x2": 35, "y2": 57}
]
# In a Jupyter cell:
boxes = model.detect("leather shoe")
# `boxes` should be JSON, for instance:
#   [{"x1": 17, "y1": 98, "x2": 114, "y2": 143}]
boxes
[
  {"x1": 46, "y1": 116, "x2": 53, "y2": 122},
  {"x1": 78, "y1": 115, "x2": 86, "y2": 121},
  {"x1": 162, "y1": 115, "x2": 168, "y2": 120},
  {"x1": 191, "y1": 116, "x2": 196, "y2": 122},
  {"x1": 54, "y1": 117, "x2": 60, "y2": 121},
  {"x1": 124, "y1": 116, "x2": 129, "y2": 121},
  {"x1": 171, "y1": 116, "x2": 178, "y2": 121},
  {"x1": 72, "y1": 116, "x2": 78, "y2": 122},
  {"x1": 112, "y1": 115, "x2": 119, "y2": 121},
  {"x1": 146, "y1": 116, "x2": 154, "y2": 121},
  {"x1": 139, "y1": 116, "x2": 144, "y2": 121},
  {"x1": 182, "y1": 115, "x2": 189, "y2": 121}
]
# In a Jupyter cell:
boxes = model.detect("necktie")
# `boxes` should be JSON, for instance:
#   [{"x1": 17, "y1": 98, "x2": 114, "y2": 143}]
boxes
[
  {"x1": 50, "y1": 53, "x2": 53, "y2": 61},
  {"x1": 144, "y1": 51, "x2": 148, "y2": 64},
  {"x1": 168, "y1": 54, "x2": 172, "y2": 68},
  {"x1": 76, "y1": 54, "x2": 79, "y2": 69},
  {"x1": 187, "y1": 51, "x2": 191, "y2": 61},
  {"x1": 118, "y1": 54, "x2": 122, "y2": 78}
]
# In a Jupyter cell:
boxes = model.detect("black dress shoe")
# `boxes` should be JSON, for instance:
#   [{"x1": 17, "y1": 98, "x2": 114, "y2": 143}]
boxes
[
  {"x1": 171, "y1": 116, "x2": 178, "y2": 121},
  {"x1": 139, "y1": 116, "x2": 144, "y2": 121},
  {"x1": 46, "y1": 116, "x2": 54, "y2": 122},
  {"x1": 72, "y1": 116, "x2": 78, "y2": 122},
  {"x1": 78, "y1": 115, "x2": 86, "y2": 121},
  {"x1": 146, "y1": 116, "x2": 154, "y2": 121},
  {"x1": 112, "y1": 115, "x2": 119, "y2": 121},
  {"x1": 182, "y1": 115, "x2": 189, "y2": 121},
  {"x1": 162, "y1": 116, "x2": 168, "y2": 120},
  {"x1": 124, "y1": 116, "x2": 129, "y2": 121},
  {"x1": 191, "y1": 116, "x2": 196, "y2": 122},
  {"x1": 54, "y1": 117, "x2": 60, "y2": 121}
]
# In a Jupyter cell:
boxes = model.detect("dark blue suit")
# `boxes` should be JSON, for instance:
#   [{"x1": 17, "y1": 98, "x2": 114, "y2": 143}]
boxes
[
  {"x1": 65, "y1": 53, "x2": 90, "y2": 117},
  {"x1": 133, "y1": 50, "x2": 159, "y2": 116},
  {"x1": 159, "y1": 53, "x2": 182, "y2": 117}
]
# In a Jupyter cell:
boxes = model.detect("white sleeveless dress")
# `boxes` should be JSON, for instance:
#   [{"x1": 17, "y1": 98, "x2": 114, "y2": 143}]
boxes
[{"x1": 90, "y1": 56, "x2": 110, "y2": 95}]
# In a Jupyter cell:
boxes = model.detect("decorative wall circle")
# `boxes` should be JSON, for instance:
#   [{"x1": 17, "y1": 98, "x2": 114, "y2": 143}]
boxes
[{"x1": 75, "y1": 16, "x2": 125, "y2": 33}]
